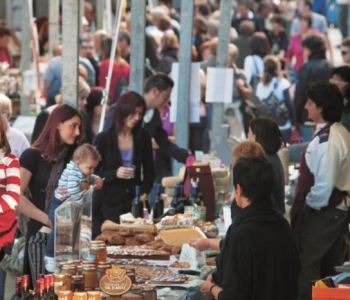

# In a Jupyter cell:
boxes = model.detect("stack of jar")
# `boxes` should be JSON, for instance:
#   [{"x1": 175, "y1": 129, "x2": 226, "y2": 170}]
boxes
[{"x1": 54, "y1": 242, "x2": 109, "y2": 295}]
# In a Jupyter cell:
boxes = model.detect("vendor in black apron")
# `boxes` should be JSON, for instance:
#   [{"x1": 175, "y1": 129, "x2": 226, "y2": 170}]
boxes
[{"x1": 291, "y1": 82, "x2": 350, "y2": 300}]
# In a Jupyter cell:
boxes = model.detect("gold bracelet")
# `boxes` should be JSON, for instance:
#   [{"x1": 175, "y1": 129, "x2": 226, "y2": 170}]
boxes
[{"x1": 209, "y1": 284, "x2": 217, "y2": 298}]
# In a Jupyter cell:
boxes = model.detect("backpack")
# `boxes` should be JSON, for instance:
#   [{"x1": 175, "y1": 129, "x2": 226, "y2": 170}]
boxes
[{"x1": 257, "y1": 80, "x2": 289, "y2": 126}]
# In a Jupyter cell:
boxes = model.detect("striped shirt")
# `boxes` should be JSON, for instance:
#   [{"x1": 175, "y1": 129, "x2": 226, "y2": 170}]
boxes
[
  {"x1": 0, "y1": 152, "x2": 21, "y2": 213},
  {"x1": 55, "y1": 160, "x2": 94, "y2": 202}
]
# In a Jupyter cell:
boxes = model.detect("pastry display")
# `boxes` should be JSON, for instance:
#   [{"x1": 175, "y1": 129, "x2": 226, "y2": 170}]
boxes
[
  {"x1": 107, "y1": 245, "x2": 171, "y2": 260},
  {"x1": 133, "y1": 266, "x2": 188, "y2": 284},
  {"x1": 169, "y1": 261, "x2": 191, "y2": 269}
]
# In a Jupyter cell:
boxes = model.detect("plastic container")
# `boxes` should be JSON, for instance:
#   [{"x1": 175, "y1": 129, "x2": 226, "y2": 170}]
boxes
[{"x1": 312, "y1": 285, "x2": 350, "y2": 299}]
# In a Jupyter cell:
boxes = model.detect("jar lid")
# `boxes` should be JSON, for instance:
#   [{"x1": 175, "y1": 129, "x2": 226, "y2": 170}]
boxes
[
  {"x1": 82, "y1": 266, "x2": 96, "y2": 271},
  {"x1": 57, "y1": 290, "x2": 73, "y2": 296},
  {"x1": 62, "y1": 265, "x2": 77, "y2": 270}
]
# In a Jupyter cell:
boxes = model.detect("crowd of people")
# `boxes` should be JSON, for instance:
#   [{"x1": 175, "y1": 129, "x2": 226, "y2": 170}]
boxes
[{"x1": 0, "y1": 0, "x2": 349, "y2": 299}]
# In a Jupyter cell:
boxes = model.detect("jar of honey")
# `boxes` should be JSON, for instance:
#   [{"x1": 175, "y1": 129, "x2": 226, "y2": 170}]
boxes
[
  {"x1": 82, "y1": 266, "x2": 97, "y2": 290},
  {"x1": 71, "y1": 275, "x2": 85, "y2": 292},
  {"x1": 61, "y1": 265, "x2": 77, "y2": 276},
  {"x1": 87, "y1": 291, "x2": 102, "y2": 300},
  {"x1": 96, "y1": 263, "x2": 111, "y2": 283},
  {"x1": 90, "y1": 241, "x2": 107, "y2": 264},
  {"x1": 73, "y1": 291, "x2": 88, "y2": 300},
  {"x1": 57, "y1": 290, "x2": 73, "y2": 300},
  {"x1": 55, "y1": 274, "x2": 72, "y2": 292}
]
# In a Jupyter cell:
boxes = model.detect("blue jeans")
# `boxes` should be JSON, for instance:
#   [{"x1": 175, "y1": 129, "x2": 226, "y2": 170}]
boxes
[{"x1": 46, "y1": 197, "x2": 63, "y2": 257}]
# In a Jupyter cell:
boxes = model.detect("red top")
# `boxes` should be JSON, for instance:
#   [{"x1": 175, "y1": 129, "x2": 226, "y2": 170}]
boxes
[
  {"x1": 285, "y1": 29, "x2": 320, "y2": 72},
  {"x1": 0, "y1": 153, "x2": 20, "y2": 248},
  {"x1": 0, "y1": 46, "x2": 12, "y2": 67},
  {"x1": 99, "y1": 59, "x2": 130, "y2": 103}
]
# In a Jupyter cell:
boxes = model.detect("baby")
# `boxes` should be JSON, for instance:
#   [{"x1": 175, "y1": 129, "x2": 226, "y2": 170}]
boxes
[{"x1": 45, "y1": 143, "x2": 103, "y2": 271}]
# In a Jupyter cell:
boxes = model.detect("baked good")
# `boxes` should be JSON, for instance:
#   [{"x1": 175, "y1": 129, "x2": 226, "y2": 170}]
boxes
[
  {"x1": 125, "y1": 237, "x2": 142, "y2": 246},
  {"x1": 109, "y1": 234, "x2": 125, "y2": 246},
  {"x1": 135, "y1": 233, "x2": 154, "y2": 243}
]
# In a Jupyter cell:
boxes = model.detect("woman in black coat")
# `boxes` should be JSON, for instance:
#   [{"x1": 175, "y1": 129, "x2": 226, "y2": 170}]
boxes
[
  {"x1": 92, "y1": 92, "x2": 155, "y2": 237},
  {"x1": 248, "y1": 118, "x2": 285, "y2": 214}
]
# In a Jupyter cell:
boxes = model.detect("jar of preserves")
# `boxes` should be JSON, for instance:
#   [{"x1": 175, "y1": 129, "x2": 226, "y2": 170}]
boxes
[
  {"x1": 96, "y1": 263, "x2": 111, "y2": 283},
  {"x1": 90, "y1": 241, "x2": 107, "y2": 264},
  {"x1": 61, "y1": 265, "x2": 77, "y2": 276},
  {"x1": 73, "y1": 291, "x2": 88, "y2": 300},
  {"x1": 71, "y1": 275, "x2": 85, "y2": 292},
  {"x1": 87, "y1": 291, "x2": 102, "y2": 300},
  {"x1": 82, "y1": 266, "x2": 97, "y2": 290},
  {"x1": 57, "y1": 290, "x2": 73, "y2": 300},
  {"x1": 55, "y1": 274, "x2": 72, "y2": 292}
]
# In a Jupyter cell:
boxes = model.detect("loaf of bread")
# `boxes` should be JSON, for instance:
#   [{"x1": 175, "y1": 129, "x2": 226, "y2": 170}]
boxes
[
  {"x1": 125, "y1": 237, "x2": 142, "y2": 246},
  {"x1": 134, "y1": 233, "x2": 154, "y2": 243},
  {"x1": 108, "y1": 234, "x2": 125, "y2": 246},
  {"x1": 101, "y1": 220, "x2": 157, "y2": 235}
]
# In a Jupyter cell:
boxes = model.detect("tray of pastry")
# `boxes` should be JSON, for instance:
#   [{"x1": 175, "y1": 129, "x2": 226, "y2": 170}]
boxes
[{"x1": 107, "y1": 245, "x2": 171, "y2": 260}]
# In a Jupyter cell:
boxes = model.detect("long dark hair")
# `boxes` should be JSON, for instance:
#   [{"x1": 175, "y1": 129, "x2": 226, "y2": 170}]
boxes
[
  {"x1": 250, "y1": 118, "x2": 284, "y2": 155},
  {"x1": 112, "y1": 91, "x2": 146, "y2": 136},
  {"x1": 251, "y1": 32, "x2": 270, "y2": 58},
  {"x1": 32, "y1": 104, "x2": 82, "y2": 161},
  {"x1": 262, "y1": 55, "x2": 279, "y2": 85}
]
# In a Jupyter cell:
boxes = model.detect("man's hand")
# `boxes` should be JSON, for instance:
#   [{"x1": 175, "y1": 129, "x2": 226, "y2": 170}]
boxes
[
  {"x1": 189, "y1": 238, "x2": 209, "y2": 251},
  {"x1": 200, "y1": 281, "x2": 215, "y2": 296},
  {"x1": 151, "y1": 138, "x2": 159, "y2": 150}
]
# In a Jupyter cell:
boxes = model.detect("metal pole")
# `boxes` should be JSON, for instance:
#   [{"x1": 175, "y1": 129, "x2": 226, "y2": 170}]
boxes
[
  {"x1": 175, "y1": 0, "x2": 194, "y2": 149},
  {"x1": 6, "y1": 0, "x2": 12, "y2": 29},
  {"x1": 348, "y1": 3, "x2": 350, "y2": 39},
  {"x1": 210, "y1": 0, "x2": 233, "y2": 153},
  {"x1": 130, "y1": 0, "x2": 146, "y2": 95},
  {"x1": 98, "y1": 0, "x2": 123, "y2": 132},
  {"x1": 49, "y1": 0, "x2": 60, "y2": 58},
  {"x1": 106, "y1": 0, "x2": 112, "y2": 34},
  {"x1": 20, "y1": 0, "x2": 32, "y2": 115},
  {"x1": 80, "y1": 0, "x2": 84, "y2": 38},
  {"x1": 61, "y1": 0, "x2": 80, "y2": 108},
  {"x1": 96, "y1": 0, "x2": 105, "y2": 30}
]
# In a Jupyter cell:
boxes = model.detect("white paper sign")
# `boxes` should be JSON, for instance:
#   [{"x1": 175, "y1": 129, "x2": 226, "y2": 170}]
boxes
[
  {"x1": 179, "y1": 243, "x2": 199, "y2": 269},
  {"x1": 223, "y1": 205, "x2": 232, "y2": 230},
  {"x1": 205, "y1": 67, "x2": 234, "y2": 103},
  {"x1": 170, "y1": 62, "x2": 201, "y2": 123}
]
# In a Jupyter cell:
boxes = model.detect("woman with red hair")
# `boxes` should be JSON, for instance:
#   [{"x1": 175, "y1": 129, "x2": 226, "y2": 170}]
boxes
[
  {"x1": 0, "y1": 116, "x2": 20, "y2": 260},
  {"x1": 17, "y1": 104, "x2": 82, "y2": 277}
]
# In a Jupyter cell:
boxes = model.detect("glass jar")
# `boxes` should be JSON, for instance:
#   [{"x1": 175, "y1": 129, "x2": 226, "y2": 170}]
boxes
[
  {"x1": 87, "y1": 291, "x2": 102, "y2": 300},
  {"x1": 62, "y1": 265, "x2": 77, "y2": 276},
  {"x1": 90, "y1": 242, "x2": 107, "y2": 264},
  {"x1": 82, "y1": 266, "x2": 97, "y2": 290},
  {"x1": 71, "y1": 275, "x2": 85, "y2": 292},
  {"x1": 57, "y1": 290, "x2": 73, "y2": 300},
  {"x1": 55, "y1": 274, "x2": 72, "y2": 292},
  {"x1": 73, "y1": 292, "x2": 88, "y2": 300},
  {"x1": 96, "y1": 263, "x2": 111, "y2": 284}
]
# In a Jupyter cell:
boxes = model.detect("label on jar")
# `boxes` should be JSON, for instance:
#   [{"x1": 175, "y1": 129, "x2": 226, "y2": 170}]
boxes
[{"x1": 99, "y1": 266, "x2": 132, "y2": 296}]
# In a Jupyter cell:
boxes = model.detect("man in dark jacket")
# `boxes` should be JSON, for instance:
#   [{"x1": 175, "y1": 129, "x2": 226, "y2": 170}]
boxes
[
  {"x1": 143, "y1": 74, "x2": 189, "y2": 182},
  {"x1": 200, "y1": 156, "x2": 300, "y2": 300},
  {"x1": 294, "y1": 34, "x2": 332, "y2": 142}
]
